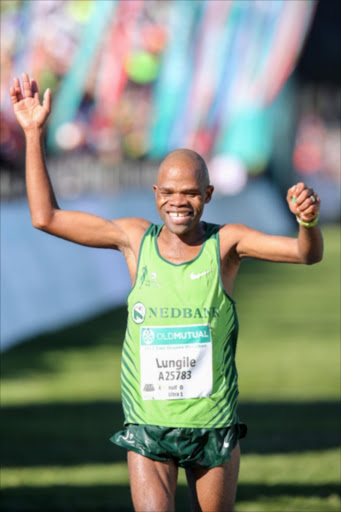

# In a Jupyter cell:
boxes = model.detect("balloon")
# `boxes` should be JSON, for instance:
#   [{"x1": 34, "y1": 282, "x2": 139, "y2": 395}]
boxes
[
  {"x1": 124, "y1": 51, "x2": 160, "y2": 84},
  {"x1": 40, "y1": 69, "x2": 58, "y2": 93},
  {"x1": 55, "y1": 122, "x2": 84, "y2": 151},
  {"x1": 123, "y1": 131, "x2": 147, "y2": 158},
  {"x1": 67, "y1": 0, "x2": 94, "y2": 24},
  {"x1": 209, "y1": 154, "x2": 248, "y2": 195},
  {"x1": 142, "y1": 25, "x2": 167, "y2": 54}
]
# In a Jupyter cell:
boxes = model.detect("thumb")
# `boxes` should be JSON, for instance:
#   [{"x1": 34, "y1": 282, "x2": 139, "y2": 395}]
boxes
[
  {"x1": 43, "y1": 89, "x2": 51, "y2": 113},
  {"x1": 287, "y1": 185, "x2": 296, "y2": 203},
  {"x1": 288, "y1": 184, "x2": 297, "y2": 196}
]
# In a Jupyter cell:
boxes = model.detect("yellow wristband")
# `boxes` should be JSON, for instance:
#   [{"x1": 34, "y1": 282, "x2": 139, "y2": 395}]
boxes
[{"x1": 296, "y1": 212, "x2": 319, "y2": 228}]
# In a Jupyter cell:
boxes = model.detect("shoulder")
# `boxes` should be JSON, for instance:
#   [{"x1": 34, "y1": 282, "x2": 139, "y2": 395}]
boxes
[
  {"x1": 110, "y1": 217, "x2": 151, "y2": 252},
  {"x1": 217, "y1": 223, "x2": 252, "y2": 260},
  {"x1": 112, "y1": 217, "x2": 151, "y2": 233},
  {"x1": 218, "y1": 223, "x2": 251, "y2": 241}
]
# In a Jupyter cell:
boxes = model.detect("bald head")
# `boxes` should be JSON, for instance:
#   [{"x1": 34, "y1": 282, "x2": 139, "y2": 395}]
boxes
[
  {"x1": 153, "y1": 149, "x2": 214, "y2": 233},
  {"x1": 157, "y1": 149, "x2": 210, "y2": 189}
]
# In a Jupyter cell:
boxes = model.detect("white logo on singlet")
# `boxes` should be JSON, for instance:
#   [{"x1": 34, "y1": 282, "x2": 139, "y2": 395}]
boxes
[
  {"x1": 190, "y1": 270, "x2": 212, "y2": 280},
  {"x1": 132, "y1": 302, "x2": 146, "y2": 324},
  {"x1": 142, "y1": 328, "x2": 155, "y2": 345}
]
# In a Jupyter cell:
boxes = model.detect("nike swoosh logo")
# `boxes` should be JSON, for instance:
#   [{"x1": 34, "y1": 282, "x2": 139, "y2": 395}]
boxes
[
  {"x1": 190, "y1": 270, "x2": 212, "y2": 280},
  {"x1": 119, "y1": 433, "x2": 135, "y2": 444}
]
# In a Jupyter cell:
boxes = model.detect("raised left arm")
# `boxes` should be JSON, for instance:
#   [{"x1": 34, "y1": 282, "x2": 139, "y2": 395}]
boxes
[{"x1": 235, "y1": 183, "x2": 323, "y2": 264}]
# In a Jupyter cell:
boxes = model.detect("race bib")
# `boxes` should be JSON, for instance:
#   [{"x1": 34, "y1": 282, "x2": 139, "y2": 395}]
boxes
[{"x1": 140, "y1": 324, "x2": 212, "y2": 400}]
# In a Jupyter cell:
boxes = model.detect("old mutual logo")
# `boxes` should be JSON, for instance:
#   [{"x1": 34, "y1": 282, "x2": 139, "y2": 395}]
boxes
[
  {"x1": 132, "y1": 302, "x2": 146, "y2": 324},
  {"x1": 142, "y1": 328, "x2": 155, "y2": 345}
]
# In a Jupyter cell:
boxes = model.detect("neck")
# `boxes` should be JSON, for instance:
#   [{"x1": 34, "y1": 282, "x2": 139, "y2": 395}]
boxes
[{"x1": 160, "y1": 222, "x2": 206, "y2": 247}]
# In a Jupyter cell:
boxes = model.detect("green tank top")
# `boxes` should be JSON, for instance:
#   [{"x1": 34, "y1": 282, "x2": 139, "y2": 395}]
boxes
[{"x1": 121, "y1": 223, "x2": 239, "y2": 428}]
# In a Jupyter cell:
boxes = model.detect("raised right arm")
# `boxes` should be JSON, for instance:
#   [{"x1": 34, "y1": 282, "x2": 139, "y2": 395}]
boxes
[{"x1": 10, "y1": 73, "x2": 149, "y2": 252}]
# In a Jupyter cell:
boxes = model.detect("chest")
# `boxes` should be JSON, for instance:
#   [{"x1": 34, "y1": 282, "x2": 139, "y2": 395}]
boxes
[
  {"x1": 134, "y1": 236, "x2": 218, "y2": 303},
  {"x1": 157, "y1": 239, "x2": 203, "y2": 265}
]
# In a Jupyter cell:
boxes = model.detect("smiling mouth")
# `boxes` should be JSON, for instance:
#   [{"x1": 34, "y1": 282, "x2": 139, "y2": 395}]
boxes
[{"x1": 168, "y1": 212, "x2": 191, "y2": 218}]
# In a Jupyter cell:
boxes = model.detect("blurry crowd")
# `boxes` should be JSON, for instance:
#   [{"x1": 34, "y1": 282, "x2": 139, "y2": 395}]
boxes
[
  {"x1": 0, "y1": 0, "x2": 340, "y2": 200},
  {"x1": 1, "y1": 0, "x2": 169, "y2": 166},
  {"x1": 292, "y1": 86, "x2": 340, "y2": 185}
]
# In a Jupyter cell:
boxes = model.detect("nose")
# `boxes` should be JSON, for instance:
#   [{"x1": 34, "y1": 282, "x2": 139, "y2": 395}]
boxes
[{"x1": 170, "y1": 193, "x2": 187, "y2": 207}]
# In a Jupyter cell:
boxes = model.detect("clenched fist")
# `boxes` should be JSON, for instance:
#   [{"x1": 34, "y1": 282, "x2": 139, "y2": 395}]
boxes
[{"x1": 287, "y1": 182, "x2": 320, "y2": 223}]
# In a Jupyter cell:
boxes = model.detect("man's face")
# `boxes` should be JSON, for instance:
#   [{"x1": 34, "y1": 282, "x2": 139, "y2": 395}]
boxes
[{"x1": 153, "y1": 158, "x2": 213, "y2": 235}]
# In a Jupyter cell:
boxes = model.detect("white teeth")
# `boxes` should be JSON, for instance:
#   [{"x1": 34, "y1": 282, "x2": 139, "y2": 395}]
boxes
[{"x1": 169, "y1": 212, "x2": 188, "y2": 218}]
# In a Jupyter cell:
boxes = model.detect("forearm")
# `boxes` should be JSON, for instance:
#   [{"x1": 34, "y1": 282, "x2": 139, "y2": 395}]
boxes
[
  {"x1": 25, "y1": 129, "x2": 59, "y2": 228},
  {"x1": 296, "y1": 224, "x2": 323, "y2": 264},
  {"x1": 23, "y1": 126, "x2": 137, "y2": 249}
]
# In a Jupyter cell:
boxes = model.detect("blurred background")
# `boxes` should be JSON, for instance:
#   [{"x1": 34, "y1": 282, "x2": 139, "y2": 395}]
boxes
[
  {"x1": 1, "y1": 2, "x2": 340, "y2": 511},
  {"x1": 1, "y1": 0, "x2": 340, "y2": 348}
]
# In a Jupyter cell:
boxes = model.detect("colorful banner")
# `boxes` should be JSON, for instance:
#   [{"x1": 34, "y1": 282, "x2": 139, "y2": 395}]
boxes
[
  {"x1": 3, "y1": 0, "x2": 33, "y2": 111},
  {"x1": 2, "y1": 0, "x2": 317, "y2": 171},
  {"x1": 251, "y1": 0, "x2": 316, "y2": 104},
  {"x1": 226, "y1": 1, "x2": 285, "y2": 114},
  {"x1": 93, "y1": 0, "x2": 145, "y2": 118},
  {"x1": 212, "y1": 0, "x2": 316, "y2": 173},
  {"x1": 147, "y1": 0, "x2": 202, "y2": 158},
  {"x1": 182, "y1": 1, "x2": 232, "y2": 151},
  {"x1": 47, "y1": 0, "x2": 117, "y2": 152}
]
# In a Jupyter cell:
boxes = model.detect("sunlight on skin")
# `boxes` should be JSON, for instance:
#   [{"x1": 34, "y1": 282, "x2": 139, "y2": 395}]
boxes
[
  {"x1": 1, "y1": 463, "x2": 188, "y2": 487},
  {"x1": 2, "y1": 450, "x2": 339, "y2": 487},
  {"x1": 2, "y1": 227, "x2": 339, "y2": 511}
]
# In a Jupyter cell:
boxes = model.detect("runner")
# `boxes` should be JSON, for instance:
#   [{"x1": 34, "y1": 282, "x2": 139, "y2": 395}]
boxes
[{"x1": 10, "y1": 73, "x2": 323, "y2": 512}]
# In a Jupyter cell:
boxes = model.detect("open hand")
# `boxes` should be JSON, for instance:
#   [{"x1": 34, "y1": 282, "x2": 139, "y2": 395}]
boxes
[
  {"x1": 9, "y1": 72, "x2": 51, "y2": 132},
  {"x1": 287, "y1": 182, "x2": 320, "y2": 222}
]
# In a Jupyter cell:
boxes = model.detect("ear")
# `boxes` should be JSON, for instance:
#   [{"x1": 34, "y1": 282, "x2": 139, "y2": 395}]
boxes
[
  {"x1": 153, "y1": 184, "x2": 158, "y2": 196},
  {"x1": 204, "y1": 185, "x2": 214, "y2": 204}
]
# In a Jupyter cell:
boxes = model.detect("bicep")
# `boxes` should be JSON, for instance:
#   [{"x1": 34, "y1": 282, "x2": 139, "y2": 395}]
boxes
[
  {"x1": 236, "y1": 226, "x2": 301, "y2": 263},
  {"x1": 39, "y1": 210, "x2": 148, "y2": 251}
]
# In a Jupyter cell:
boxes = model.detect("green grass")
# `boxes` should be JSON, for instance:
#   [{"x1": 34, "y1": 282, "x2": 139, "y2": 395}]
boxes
[{"x1": 1, "y1": 225, "x2": 340, "y2": 511}]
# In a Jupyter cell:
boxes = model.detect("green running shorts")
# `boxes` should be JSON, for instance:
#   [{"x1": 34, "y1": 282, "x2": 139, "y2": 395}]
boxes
[{"x1": 110, "y1": 422, "x2": 247, "y2": 469}]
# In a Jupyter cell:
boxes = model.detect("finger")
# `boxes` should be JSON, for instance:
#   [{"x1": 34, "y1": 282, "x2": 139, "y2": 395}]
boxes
[
  {"x1": 309, "y1": 192, "x2": 319, "y2": 207},
  {"x1": 13, "y1": 77, "x2": 23, "y2": 101},
  {"x1": 297, "y1": 188, "x2": 318, "y2": 208},
  {"x1": 298, "y1": 205, "x2": 319, "y2": 218},
  {"x1": 296, "y1": 193, "x2": 316, "y2": 211},
  {"x1": 287, "y1": 185, "x2": 296, "y2": 201},
  {"x1": 288, "y1": 183, "x2": 305, "y2": 205},
  {"x1": 297, "y1": 194, "x2": 320, "y2": 215},
  {"x1": 295, "y1": 187, "x2": 313, "y2": 206},
  {"x1": 31, "y1": 78, "x2": 39, "y2": 98},
  {"x1": 43, "y1": 88, "x2": 51, "y2": 113},
  {"x1": 293, "y1": 182, "x2": 306, "y2": 197},
  {"x1": 22, "y1": 72, "x2": 32, "y2": 98},
  {"x1": 9, "y1": 85, "x2": 19, "y2": 104}
]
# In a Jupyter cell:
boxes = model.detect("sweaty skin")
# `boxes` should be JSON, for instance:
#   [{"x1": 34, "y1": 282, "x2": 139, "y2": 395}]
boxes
[{"x1": 10, "y1": 73, "x2": 323, "y2": 512}]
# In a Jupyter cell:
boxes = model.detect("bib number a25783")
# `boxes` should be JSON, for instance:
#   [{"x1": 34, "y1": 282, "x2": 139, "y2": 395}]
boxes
[{"x1": 140, "y1": 324, "x2": 212, "y2": 400}]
